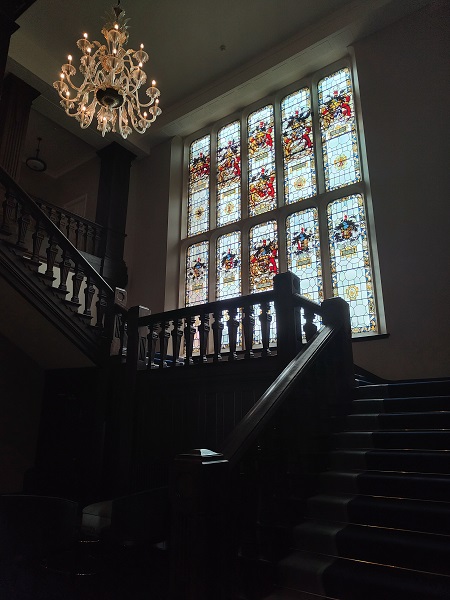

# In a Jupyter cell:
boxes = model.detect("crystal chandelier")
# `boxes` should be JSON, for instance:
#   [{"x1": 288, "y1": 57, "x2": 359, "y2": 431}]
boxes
[{"x1": 53, "y1": 2, "x2": 161, "y2": 139}]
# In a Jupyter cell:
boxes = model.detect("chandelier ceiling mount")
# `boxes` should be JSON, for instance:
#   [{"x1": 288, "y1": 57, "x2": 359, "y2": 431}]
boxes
[{"x1": 53, "y1": 1, "x2": 161, "y2": 140}]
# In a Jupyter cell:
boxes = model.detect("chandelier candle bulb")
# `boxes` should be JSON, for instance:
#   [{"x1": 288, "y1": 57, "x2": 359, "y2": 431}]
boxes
[{"x1": 53, "y1": 2, "x2": 162, "y2": 139}]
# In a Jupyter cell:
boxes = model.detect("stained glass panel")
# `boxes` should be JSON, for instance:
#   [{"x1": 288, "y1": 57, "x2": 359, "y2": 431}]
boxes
[
  {"x1": 188, "y1": 135, "x2": 210, "y2": 236},
  {"x1": 286, "y1": 208, "x2": 323, "y2": 303},
  {"x1": 327, "y1": 194, "x2": 377, "y2": 334},
  {"x1": 281, "y1": 88, "x2": 316, "y2": 203},
  {"x1": 216, "y1": 231, "x2": 241, "y2": 300},
  {"x1": 185, "y1": 241, "x2": 208, "y2": 306},
  {"x1": 249, "y1": 221, "x2": 278, "y2": 293},
  {"x1": 318, "y1": 68, "x2": 360, "y2": 191},
  {"x1": 217, "y1": 121, "x2": 241, "y2": 227},
  {"x1": 248, "y1": 105, "x2": 276, "y2": 216}
]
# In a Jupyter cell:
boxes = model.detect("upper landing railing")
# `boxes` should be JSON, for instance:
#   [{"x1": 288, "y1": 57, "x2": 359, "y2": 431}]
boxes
[
  {"x1": 125, "y1": 271, "x2": 325, "y2": 373},
  {"x1": 0, "y1": 164, "x2": 116, "y2": 362}
]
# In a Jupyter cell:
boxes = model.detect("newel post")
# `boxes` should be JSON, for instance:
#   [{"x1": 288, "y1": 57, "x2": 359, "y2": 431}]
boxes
[
  {"x1": 169, "y1": 449, "x2": 232, "y2": 600},
  {"x1": 321, "y1": 297, "x2": 355, "y2": 398},
  {"x1": 273, "y1": 271, "x2": 303, "y2": 364},
  {"x1": 126, "y1": 305, "x2": 150, "y2": 372}
]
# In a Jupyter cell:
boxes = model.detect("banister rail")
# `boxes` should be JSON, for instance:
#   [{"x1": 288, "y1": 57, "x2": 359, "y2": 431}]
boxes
[{"x1": 0, "y1": 164, "x2": 117, "y2": 361}]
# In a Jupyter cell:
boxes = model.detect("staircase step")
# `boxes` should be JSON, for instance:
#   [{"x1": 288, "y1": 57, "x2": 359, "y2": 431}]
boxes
[
  {"x1": 293, "y1": 520, "x2": 450, "y2": 575},
  {"x1": 320, "y1": 470, "x2": 450, "y2": 501},
  {"x1": 277, "y1": 550, "x2": 450, "y2": 599},
  {"x1": 333, "y1": 429, "x2": 450, "y2": 450},
  {"x1": 356, "y1": 380, "x2": 450, "y2": 399},
  {"x1": 264, "y1": 589, "x2": 337, "y2": 600},
  {"x1": 339, "y1": 410, "x2": 450, "y2": 431},
  {"x1": 330, "y1": 449, "x2": 450, "y2": 474},
  {"x1": 351, "y1": 396, "x2": 450, "y2": 413},
  {"x1": 307, "y1": 493, "x2": 450, "y2": 534}
]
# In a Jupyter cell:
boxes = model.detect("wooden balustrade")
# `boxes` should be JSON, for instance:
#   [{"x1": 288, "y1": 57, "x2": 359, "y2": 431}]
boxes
[
  {"x1": 125, "y1": 272, "x2": 322, "y2": 373},
  {"x1": 0, "y1": 165, "x2": 117, "y2": 362},
  {"x1": 34, "y1": 198, "x2": 104, "y2": 257}
]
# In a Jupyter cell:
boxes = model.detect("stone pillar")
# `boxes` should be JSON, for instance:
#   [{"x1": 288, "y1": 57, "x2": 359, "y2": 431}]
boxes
[
  {"x1": 0, "y1": 74, "x2": 40, "y2": 179},
  {"x1": 96, "y1": 142, "x2": 136, "y2": 288}
]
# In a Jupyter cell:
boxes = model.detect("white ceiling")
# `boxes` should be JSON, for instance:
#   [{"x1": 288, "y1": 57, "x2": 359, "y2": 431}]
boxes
[{"x1": 7, "y1": 0, "x2": 431, "y2": 175}]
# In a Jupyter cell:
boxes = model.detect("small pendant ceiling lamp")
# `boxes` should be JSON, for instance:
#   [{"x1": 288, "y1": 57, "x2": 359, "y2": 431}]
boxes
[
  {"x1": 26, "y1": 137, "x2": 47, "y2": 172},
  {"x1": 53, "y1": 1, "x2": 161, "y2": 139}
]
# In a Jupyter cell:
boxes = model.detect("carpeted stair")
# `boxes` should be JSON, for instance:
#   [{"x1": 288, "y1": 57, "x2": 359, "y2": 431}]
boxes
[{"x1": 264, "y1": 378, "x2": 450, "y2": 599}]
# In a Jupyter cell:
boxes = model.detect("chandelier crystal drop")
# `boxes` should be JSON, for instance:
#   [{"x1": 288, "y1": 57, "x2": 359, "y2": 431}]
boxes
[{"x1": 53, "y1": 2, "x2": 161, "y2": 139}]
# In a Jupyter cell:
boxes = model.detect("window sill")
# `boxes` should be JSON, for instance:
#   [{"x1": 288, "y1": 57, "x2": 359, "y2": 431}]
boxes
[{"x1": 352, "y1": 333, "x2": 390, "y2": 343}]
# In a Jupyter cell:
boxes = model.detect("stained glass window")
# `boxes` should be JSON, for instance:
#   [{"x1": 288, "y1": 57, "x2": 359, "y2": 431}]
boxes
[
  {"x1": 185, "y1": 241, "x2": 209, "y2": 306},
  {"x1": 188, "y1": 135, "x2": 210, "y2": 236},
  {"x1": 318, "y1": 68, "x2": 360, "y2": 192},
  {"x1": 183, "y1": 63, "x2": 380, "y2": 338},
  {"x1": 286, "y1": 208, "x2": 323, "y2": 303},
  {"x1": 249, "y1": 221, "x2": 278, "y2": 293},
  {"x1": 216, "y1": 231, "x2": 241, "y2": 300},
  {"x1": 217, "y1": 121, "x2": 241, "y2": 227},
  {"x1": 281, "y1": 88, "x2": 316, "y2": 203},
  {"x1": 248, "y1": 105, "x2": 276, "y2": 216},
  {"x1": 327, "y1": 194, "x2": 376, "y2": 334}
]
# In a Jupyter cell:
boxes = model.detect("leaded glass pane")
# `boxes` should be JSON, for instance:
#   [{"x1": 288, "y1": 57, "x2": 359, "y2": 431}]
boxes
[
  {"x1": 327, "y1": 195, "x2": 377, "y2": 334},
  {"x1": 217, "y1": 122, "x2": 241, "y2": 227},
  {"x1": 188, "y1": 135, "x2": 210, "y2": 236},
  {"x1": 318, "y1": 68, "x2": 361, "y2": 191},
  {"x1": 216, "y1": 231, "x2": 241, "y2": 300},
  {"x1": 281, "y1": 88, "x2": 316, "y2": 203},
  {"x1": 286, "y1": 208, "x2": 323, "y2": 303},
  {"x1": 185, "y1": 241, "x2": 208, "y2": 306},
  {"x1": 249, "y1": 221, "x2": 278, "y2": 293},
  {"x1": 248, "y1": 105, "x2": 276, "y2": 216}
]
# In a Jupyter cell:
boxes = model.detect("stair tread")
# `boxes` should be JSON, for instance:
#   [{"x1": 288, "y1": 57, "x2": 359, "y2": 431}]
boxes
[{"x1": 278, "y1": 549, "x2": 450, "y2": 599}]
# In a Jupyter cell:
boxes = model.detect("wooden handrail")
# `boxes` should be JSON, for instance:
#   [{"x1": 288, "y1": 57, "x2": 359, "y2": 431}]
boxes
[{"x1": 221, "y1": 323, "x2": 336, "y2": 469}]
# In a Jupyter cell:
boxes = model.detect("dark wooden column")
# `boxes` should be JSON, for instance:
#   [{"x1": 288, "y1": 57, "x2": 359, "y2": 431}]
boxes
[
  {"x1": 0, "y1": 12, "x2": 19, "y2": 95},
  {"x1": 96, "y1": 142, "x2": 136, "y2": 288},
  {"x1": 0, "y1": 74, "x2": 39, "y2": 179}
]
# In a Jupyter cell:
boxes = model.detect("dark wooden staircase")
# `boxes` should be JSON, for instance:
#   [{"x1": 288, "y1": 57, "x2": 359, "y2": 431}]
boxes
[{"x1": 264, "y1": 378, "x2": 450, "y2": 600}]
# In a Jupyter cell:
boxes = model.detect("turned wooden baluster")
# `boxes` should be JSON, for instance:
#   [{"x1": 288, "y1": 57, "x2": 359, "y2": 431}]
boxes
[
  {"x1": 147, "y1": 321, "x2": 159, "y2": 370},
  {"x1": 83, "y1": 274, "x2": 95, "y2": 317},
  {"x1": 30, "y1": 221, "x2": 46, "y2": 268},
  {"x1": 184, "y1": 316, "x2": 196, "y2": 367},
  {"x1": 0, "y1": 189, "x2": 16, "y2": 235},
  {"x1": 71, "y1": 265, "x2": 84, "y2": 305},
  {"x1": 212, "y1": 309, "x2": 224, "y2": 362},
  {"x1": 243, "y1": 303, "x2": 255, "y2": 359},
  {"x1": 95, "y1": 287, "x2": 108, "y2": 329},
  {"x1": 227, "y1": 306, "x2": 239, "y2": 361},
  {"x1": 78, "y1": 222, "x2": 87, "y2": 252},
  {"x1": 86, "y1": 224, "x2": 95, "y2": 254},
  {"x1": 303, "y1": 308, "x2": 318, "y2": 343},
  {"x1": 68, "y1": 217, "x2": 77, "y2": 246},
  {"x1": 58, "y1": 249, "x2": 72, "y2": 295},
  {"x1": 259, "y1": 302, "x2": 272, "y2": 357},
  {"x1": 171, "y1": 318, "x2": 183, "y2": 367},
  {"x1": 16, "y1": 210, "x2": 31, "y2": 250},
  {"x1": 159, "y1": 320, "x2": 171, "y2": 368},
  {"x1": 198, "y1": 313, "x2": 210, "y2": 363},
  {"x1": 44, "y1": 235, "x2": 59, "y2": 281}
]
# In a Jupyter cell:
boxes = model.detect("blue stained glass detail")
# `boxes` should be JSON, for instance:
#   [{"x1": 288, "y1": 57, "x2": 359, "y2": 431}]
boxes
[
  {"x1": 185, "y1": 241, "x2": 208, "y2": 306},
  {"x1": 216, "y1": 231, "x2": 241, "y2": 300},
  {"x1": 327, "y1": 194, "x2": 377, "y2": 334}
]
